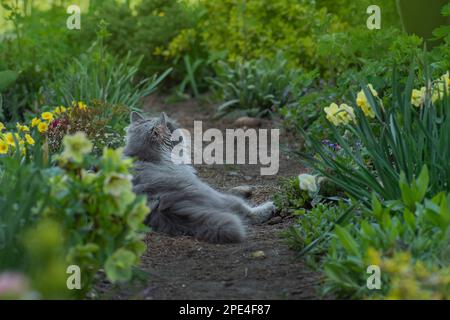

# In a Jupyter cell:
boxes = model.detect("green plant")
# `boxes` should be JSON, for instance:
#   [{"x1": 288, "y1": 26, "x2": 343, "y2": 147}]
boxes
[
  {"x1": 211, "y1": 52, "x2": 317, "y2": 118},
  {"x1": 323, "y1": 166, "x2": 450, "y2": 298},
  {"x1": 300, "y1": 68, "x2": 450, "y2": 205},
  {"x1": 46, "y1": 22, "x2": 171, "y2": 110},
  {"x1": 82, "y1": 0, "x2": 199, "y2": 81},
  {"x1": 274, "y1": 176, "x2": 313, "y2": 215},
  {"x1": 0, "y1": 133, "x2": 150, "y2": 298},
  {"x1": 283, "y1": 202, "x2": 354, "y2": 259},
  {"x1": 45, "y1": 133, "x2": 149, "y2": 294},
  {"x1": 0, "y1": 2, "x2": 86, "y2": 121},
  {"x1": 44, "y1": 101, "x2": 128, "y2": 155}
]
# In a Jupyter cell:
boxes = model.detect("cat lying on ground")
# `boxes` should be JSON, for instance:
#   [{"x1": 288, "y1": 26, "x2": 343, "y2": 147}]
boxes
[{"x1": 123, "y1": 111, "x2": 275, "y2": 244}]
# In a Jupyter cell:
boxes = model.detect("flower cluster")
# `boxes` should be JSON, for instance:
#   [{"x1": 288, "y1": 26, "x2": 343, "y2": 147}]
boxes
[
  {"x1": 324, "y1": 103, "x2": 356, "y2": 126},
  {"x1": 410, "y1": 72, "x2": 449, "y2": 108},
  {"x1": 0, "y1": 102, "x2": 88, "y2": 156},
  {"x1": 324, "y1": 84, "x2": 378, "y2": 127},
  {"x1": 0, "y1": 123, "x2": 35, "y2": 155}
]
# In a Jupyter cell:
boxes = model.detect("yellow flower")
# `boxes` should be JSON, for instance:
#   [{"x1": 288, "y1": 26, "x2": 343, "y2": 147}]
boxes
[
  {"x1": 38, "y1": 122, "x2": 48, "y2": 133},
  {"x1": 53, "y1": 106, "x2": 67, "y2": 115},
  {"x1": 41, "y1": 112, "x2": 54, "y2": 122},
  {"x1": 0, "y1": 139, "x2": 8, "y2": 154},
  {"x1": 25, "y1": 134, "x2": 35, "y2": 145},
  {"x1": 4, "y1": 132, "x2": 22, "y2": 147},
  {"x1": 411, "y1": 87, "x2": 426, "y2": 107},
  {"x1": 16, "y1": 123, "x2": 30, "y2": 132},
  {"x1": 324, "y1": 103, "x2": 355, "y2": 126},
  {"x1": 0, "y1": 122, "x2": 5, "y2": 131},
  {"x1": 356, "y1": 85, "x2": 377, "y2": 119},
  {"x1": 324, "y1": 103, "x2": 341, "y2": 126},
  {"x1": 77, "y1": 101, "x2": 87, "y2": 111},
  {"x1": 31, "y1": 118, "x2": 41, "y2": 127},
  {"x1": 4, "y1": 132, "x2": 16, "y2": 146}
]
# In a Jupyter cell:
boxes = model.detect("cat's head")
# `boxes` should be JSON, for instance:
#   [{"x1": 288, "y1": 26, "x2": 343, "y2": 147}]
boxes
[{"x1": 123, "y1": 111, "x2": 178, "y2": 162}]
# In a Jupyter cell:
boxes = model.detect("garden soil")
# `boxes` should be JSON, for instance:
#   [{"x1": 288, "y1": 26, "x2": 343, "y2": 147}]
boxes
[{"x1": 95, "y1": 96, "x2": 322, "y2": 299}]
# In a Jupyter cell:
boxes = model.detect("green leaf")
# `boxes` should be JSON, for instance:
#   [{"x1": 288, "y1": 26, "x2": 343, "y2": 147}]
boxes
[
  {"x1": 403, "y1": 208, "x2": 416, "y2": 230},
  {"x1": 334, "y1": 225, "x2": 360, "y2": 257},
  {"x1": 415, "y1": 165, "x2": 429, "y2": 202},
  {"x1": 104, "y1": 248, "x2": 136, "y2": 283}
]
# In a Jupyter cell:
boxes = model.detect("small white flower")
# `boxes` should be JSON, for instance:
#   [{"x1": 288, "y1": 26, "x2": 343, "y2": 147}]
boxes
[{"x1": 298, "y1": 174, "x2": 318, "y2": 193}]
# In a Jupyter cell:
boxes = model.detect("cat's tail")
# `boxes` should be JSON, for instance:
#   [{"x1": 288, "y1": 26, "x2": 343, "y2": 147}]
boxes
[{"x1": 196, "y1": 210, "x2": 246, "y2": 244}]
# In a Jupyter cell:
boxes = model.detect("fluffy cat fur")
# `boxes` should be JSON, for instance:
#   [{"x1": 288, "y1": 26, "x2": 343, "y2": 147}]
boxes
[{"x1": 123, "y1": 111, "x2": 275, "y2": 244}]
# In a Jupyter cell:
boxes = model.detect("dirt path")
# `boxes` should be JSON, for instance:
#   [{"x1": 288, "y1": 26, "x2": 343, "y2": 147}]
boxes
[{"x1": 96, "y1": 96, "x2": 321, "y2": 299}]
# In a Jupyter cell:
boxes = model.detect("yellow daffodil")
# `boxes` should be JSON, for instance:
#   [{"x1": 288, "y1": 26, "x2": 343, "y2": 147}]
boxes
[
  {"x1": 411, "y1": 87, "x2": 426, "y2": 107},
  {"x1": 324, "y1": 103, "x2": 355, "y2": 126},
  {"x1": 324, "y1": 103, "x2": 341, "y2": 126},
  {"x1": 0, "y1": 122, "x2": 5, "y2": 132},
  {"x1": 38, "y1": 122, "x2": 49, "y2": 133},
  {"x1": 25, "y1": 133, "x2": 35, "y2": 145},
  {"x1": 31, "y1": 118, "x2": 41, "y2": 127},
  {"x1": 41, "y1": 111, "x2": 54, "y2": 122},
  {"x1": 0, "y1": 139, "x2": 8, "y2": 154},
  {"x1": 356, "y1": 85, "x2": 377, "y2": 118}
]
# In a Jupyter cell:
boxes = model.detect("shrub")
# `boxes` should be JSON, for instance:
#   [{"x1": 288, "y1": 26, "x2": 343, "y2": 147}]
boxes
[
  {"x1": 82, "y1": 0, "x2": 199, "y2": 81},
  {"x1": 210, "y1": 52, "x2": 317, "y2": 118},
  {"x1": 0, "y1": 3, "x2": 85, "y2": 121},
  {"x1": 46, "y1": 133, "x2": 149, "y2": 294},
  {"x1": 0, "y1": 133, "x2": 150, "y2": 298},
  {"x1": 196, "y1": 0, "x2": 341, "y2": 73},
  {"x1": 45, "y1": 22, "x2": 171, "y2": 110}
]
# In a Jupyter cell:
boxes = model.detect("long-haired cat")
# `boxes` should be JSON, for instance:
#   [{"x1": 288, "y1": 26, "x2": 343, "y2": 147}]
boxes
[{"x1": 123, "y1": 111, "x2": 275, "y2": 244}]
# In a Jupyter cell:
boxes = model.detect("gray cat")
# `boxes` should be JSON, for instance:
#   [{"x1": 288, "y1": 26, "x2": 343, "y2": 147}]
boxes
[{"x1": 123, "y1": 111, "x2": 275, "y2": 244}]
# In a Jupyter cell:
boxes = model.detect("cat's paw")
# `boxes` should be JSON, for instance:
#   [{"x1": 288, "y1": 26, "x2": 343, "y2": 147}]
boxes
[{"x1": 251, "y1": 201, "x2": 276, "y2": 223}]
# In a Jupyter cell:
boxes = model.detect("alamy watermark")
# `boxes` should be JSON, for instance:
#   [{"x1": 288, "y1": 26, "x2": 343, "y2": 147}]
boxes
[
  {"x1": 170, "y1": 121, "x2": 280, "y2": 176},
  {"x1": 66, "y1": 5, "x2": 81, "y2": 30},
  {"x1": 366, "y1": 265, "x2": 381, "y2": 290},
  {"x1": 66, "y1": 265, "x2": 81, "y2": 290}
]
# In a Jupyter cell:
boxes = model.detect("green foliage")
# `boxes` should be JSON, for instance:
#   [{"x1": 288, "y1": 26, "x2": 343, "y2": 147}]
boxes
[
  {"x1": 0, "y1": 2, "x2": 85, "y2": 121},
  {"x1": 323, "y1": 167, "x2": 450, "y2": 298},
  {"x1": 0, "y1": 70, "x2": 18, "y2": 92},
  {"x1": 197, "y1": 0, "x2": 340, "y2": 72},
  {"x1": 210, "y1": 52, "x2": 317, "y2": 118},
  {"x1": 82, "y1": 0, "x2": 199, "y2": 80},
  {"x1": 283, "y1": 202, "x2": 353, "y2": 259},
  {"x1": 0, "y1": 134, "x2": 149, "y2": 298},
  {"x1": 274, "y1": 176, "x2": 312, "y2": 215},
  {"x1": 45, "y1": 22, "x2": 171, "y2": 110},
  {"x1": 301, "y1": 69, "x2": 450, "y2": 205}
]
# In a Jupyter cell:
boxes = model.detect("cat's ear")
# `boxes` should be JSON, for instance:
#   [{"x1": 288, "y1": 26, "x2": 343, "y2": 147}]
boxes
[
  {"x1": 158, "y1": 112, "x2": 167, "y2": 126},
  {"x1": 130, "y1": 111, "x2": 144, "y2": 123}
]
